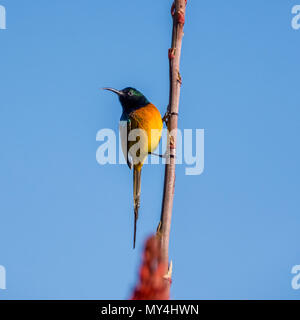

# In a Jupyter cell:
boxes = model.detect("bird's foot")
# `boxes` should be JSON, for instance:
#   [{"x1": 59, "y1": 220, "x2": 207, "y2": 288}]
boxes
[
  {"x1": 162, "y1": 109, "x2": 171, "y2": 124},
  {"x1": 162, "y1": 109, "x2": 179, "y2": 125}
]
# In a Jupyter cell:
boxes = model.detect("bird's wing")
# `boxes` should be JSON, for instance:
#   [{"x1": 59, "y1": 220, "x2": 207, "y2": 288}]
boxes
[
  {"x1": 119, "y1": 114, "x2": 133, "y2": 170},
  {"x1": 128, "y1": 112, "x2": 149, "y2": 165}
]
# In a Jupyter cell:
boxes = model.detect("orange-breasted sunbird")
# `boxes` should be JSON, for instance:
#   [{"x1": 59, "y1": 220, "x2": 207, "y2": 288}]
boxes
[{"x1": 103, "y1": 87, "x2": 163, "y2": 248}]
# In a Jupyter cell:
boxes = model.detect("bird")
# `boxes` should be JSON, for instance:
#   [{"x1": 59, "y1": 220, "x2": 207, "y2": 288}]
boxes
[{"x1": 103, "y1": 87, "x2": 163, "y2": 249}]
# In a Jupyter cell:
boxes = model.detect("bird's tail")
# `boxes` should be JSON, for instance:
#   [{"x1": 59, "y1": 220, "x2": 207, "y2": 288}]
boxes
[{"x1": 133, "y1": 166, "x2": 142, "y2": 249}]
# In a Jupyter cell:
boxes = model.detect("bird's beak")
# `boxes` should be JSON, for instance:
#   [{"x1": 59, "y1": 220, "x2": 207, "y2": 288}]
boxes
[{"x1": 102, "y1": 87, "x2": 124, "y2": 96}]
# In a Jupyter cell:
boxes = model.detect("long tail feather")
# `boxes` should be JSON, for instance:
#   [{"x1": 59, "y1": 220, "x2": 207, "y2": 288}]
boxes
[{"x1": 133, "y1": 167, "x2": 142, "y2": 249}]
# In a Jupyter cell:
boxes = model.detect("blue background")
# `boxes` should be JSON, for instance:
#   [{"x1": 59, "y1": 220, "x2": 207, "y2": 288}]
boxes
[{"x1": 0, "y1": 0, "x2": 300, "y2": 299}]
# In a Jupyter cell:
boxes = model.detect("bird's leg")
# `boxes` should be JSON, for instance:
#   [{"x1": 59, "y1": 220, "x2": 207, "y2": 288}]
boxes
[
  {"x1": 149, "y1": 151, "x2": 170, "y2": 159},
  {"x1": 149, "y1": 133, "x2": 176, "y2": 161},
  {"x1": 149, "y1": 150, "x2": 175, "y2": 162}
]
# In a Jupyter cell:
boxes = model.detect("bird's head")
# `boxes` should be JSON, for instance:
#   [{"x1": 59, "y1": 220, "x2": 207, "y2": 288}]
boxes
[{"x1": 102, "y1": 87, "x2": 150, "y2": 113}]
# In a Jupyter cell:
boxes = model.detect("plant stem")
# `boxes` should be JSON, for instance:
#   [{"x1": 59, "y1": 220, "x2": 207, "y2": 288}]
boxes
[{"x1": 159, "y1": 0, "x2": 187, "y2": 269}]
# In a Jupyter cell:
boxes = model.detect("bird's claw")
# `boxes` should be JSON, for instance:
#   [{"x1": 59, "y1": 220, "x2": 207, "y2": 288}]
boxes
[
  {"x1": 162, "y1": 109, "x2": 179, "y2": 126},
  {"x1": 162, "y1": 109, "x2": 171, "y2": 125}
]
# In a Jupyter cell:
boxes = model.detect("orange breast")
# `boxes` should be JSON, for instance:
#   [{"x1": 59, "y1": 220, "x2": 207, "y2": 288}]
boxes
[{"x1": 128, "y1": 103, "x2": 163, "y2": 168}]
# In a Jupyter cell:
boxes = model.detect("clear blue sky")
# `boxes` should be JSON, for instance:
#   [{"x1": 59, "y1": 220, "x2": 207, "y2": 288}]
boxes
[{"x1": 0, "y1": 0, "x2": 300, "y2": 300}]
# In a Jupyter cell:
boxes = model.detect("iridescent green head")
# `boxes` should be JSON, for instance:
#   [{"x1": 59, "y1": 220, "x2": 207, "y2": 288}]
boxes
[{"x1": 103, "y1": 87, "x2": 150, "y2": 113}]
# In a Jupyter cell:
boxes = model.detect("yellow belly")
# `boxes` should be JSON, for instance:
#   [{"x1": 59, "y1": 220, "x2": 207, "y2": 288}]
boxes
[{"x1": 120, "y1": 103, "x2": 163, "y2": 169}]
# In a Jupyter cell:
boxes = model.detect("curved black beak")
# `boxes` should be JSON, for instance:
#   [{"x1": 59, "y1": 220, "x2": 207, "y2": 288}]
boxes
[{"x1": 102, "y1": 87, "x2": 124, "y2": 96}]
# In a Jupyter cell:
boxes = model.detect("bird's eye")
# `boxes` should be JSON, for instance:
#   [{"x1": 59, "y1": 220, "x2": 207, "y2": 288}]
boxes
[{"x1": 128, "y1": 90, "x2": 133, "y2": 96}]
